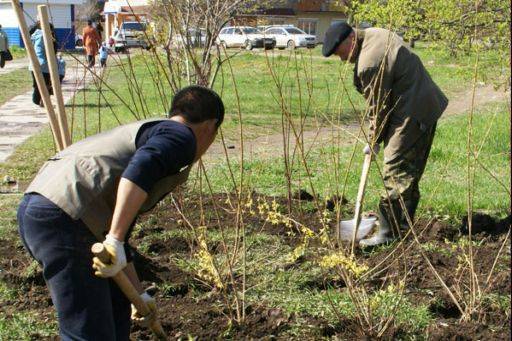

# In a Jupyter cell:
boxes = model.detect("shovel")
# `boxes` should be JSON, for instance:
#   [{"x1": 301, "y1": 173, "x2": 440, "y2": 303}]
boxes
[
  {"x1": 339, "y1": 152, "x2": 376, "y2": 254},
  {"x1": 92, "y1": 243, "x2": 167, "y2": 340}
]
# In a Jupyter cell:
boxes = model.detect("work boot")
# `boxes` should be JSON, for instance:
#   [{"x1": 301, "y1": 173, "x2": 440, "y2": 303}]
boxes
[{"x1": 359, "y1": 212, "x2": 397, "y2": 247}]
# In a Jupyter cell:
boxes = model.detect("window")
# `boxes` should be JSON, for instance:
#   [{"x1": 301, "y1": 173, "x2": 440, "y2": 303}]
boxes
[
  {"x1": 285, "y1": 28, "x2": 306, "y2": 35},
  {"x1": 235, "y1": 28, "x2": 243, "y2": 35},
  {"x1": 331, "y1": 19, "x2": 347, "y2": 26},
  {"x1": 242, "y1": 27, "x2": 260, "y2": 34},
  {"x1": 298, "y1": 19, "x2": 318, "y2": 36},
  {"x1": 122, "y1": 22, "x2": 146, "y2": 32}
]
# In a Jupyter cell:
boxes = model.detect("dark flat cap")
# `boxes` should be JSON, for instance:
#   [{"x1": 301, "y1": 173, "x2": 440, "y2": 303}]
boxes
[{"x1": 322, "y1": 22, "x2": 353, "y2": 57}]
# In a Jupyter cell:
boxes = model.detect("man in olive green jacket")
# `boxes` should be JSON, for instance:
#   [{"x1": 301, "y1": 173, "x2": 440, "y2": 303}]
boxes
[
  {"x1": 0, "y1": 24, "x2": 9, "y2": 68},
  {"x1": 323, "y1": 23, "x2": 448, "y2": 246}
]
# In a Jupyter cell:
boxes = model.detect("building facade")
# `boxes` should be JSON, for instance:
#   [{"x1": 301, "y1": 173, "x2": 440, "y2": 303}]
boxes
[
  {"x1": 235, "y1": 0, "x2": 348, "y2": 43},
  {"x1": 103, "y1": 0, "x2": 151, "y2": 41},
  {"x1": 0, "y1": 0, "x2": 85, "y2": 50}
]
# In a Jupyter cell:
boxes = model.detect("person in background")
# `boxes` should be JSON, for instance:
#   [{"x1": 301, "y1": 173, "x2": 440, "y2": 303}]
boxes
[
  {"x1": 99, "y1": 42, "x2": 109, "y2": 68},
  {"x1": 83, "y1": 20, "x2": 101, "y2": 68},
  {"x1": 29, "y1": 21, "x2": 57, "y2": 107},
  {"x1": 0, "y1": 24, "x2": 12, "y2": 68},
  {"x1": 108, "y1": 36, "x2": 115, "y2": 49},
  {"x1": 57, "y1": 52, "x2": 66, "y2": 82},
  {"x1": 96, "y1": 21, "x2": 104, "y2": 41}
]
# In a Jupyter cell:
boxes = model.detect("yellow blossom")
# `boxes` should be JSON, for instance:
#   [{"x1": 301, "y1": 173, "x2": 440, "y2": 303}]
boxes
[{"x1": 319, "y1": 252, "x2": 368, "y2": 278}]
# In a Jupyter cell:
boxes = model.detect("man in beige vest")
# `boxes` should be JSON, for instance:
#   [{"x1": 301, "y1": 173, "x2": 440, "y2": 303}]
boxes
[
  {"x1": 323, "y1": 23, "x2": 448, "y2": 247},
  {"x1": 17, "y1": 86, "x2": 224, "y2": 340}
]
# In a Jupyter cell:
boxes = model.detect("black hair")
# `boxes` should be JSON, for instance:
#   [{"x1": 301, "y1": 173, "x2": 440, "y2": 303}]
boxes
[
  {"x1": 28, "y1": 21, "x2": 57, "y2": 51},
  {"x1": 87, "y1": 20, "x2": 92, "y2": 26},
  {"x1": 29, "y1": 21, "x2": 40, "y2": 35},
  {"x1": 169, "y1": 86, "x2": 224, "y2": 128},
  {"x1": 28, "y1": 21, "x2": 54, "y2": 33}
]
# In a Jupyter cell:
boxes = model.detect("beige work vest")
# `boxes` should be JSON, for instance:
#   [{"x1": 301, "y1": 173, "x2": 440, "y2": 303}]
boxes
[{"x1": 26, "y1": 119, "x2": 192, "y2": 240}]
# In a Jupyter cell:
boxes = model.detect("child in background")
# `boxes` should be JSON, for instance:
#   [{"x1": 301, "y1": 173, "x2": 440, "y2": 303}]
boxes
[
  {"x1": 99, "y1": 42, "x2": 108, "y2": 68},
  {"x1": 57, "y1": 53, "x2": 66, "y2": 82}
]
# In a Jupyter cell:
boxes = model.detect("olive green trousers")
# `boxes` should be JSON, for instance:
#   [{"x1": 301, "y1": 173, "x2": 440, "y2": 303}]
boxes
[{"x1": 378, "y1": 115, "x2": 437, "y2": 232}]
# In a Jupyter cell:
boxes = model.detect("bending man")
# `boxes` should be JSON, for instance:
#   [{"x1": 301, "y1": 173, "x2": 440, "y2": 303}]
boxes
[
  {"x1": 18, "y1": 86, "x2": 224, "y2": 339},
  {"x1": 323, "y1": 23, "x2": 448, "y2": 247}
]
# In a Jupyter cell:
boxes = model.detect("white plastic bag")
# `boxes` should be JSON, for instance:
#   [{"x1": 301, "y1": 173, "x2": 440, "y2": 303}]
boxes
[{"x1": 338, "y1": 217, "x2": 377, "y2": 241}]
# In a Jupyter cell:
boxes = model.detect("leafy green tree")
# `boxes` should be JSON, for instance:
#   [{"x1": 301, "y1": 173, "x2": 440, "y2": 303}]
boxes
[
  {"x1": 352, "y1": 0, "x2": 424, "y2": 44},
  {"x1": 352, "y1": 0, "x2": 510, "y2": 55}
]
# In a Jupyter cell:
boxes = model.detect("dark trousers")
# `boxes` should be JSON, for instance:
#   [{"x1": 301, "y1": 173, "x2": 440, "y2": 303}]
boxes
[
  {"x1": 100, "y1": 58, "x2": 107, "y2": 68},
  {"x1": 32, "y1": 72, "x2": 52, "y2": 106},
  {"x1": 87, "y1": 54, "x2": 95, "y2": 68},
  {"x1": 17, "y1": 193, "x2": 131, "y2": 340}
]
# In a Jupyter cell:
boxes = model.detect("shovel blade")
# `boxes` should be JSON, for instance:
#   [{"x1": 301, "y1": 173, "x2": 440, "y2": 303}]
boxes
[{"x1": 338, "y1": 217, "x2": 377, "y2": 241}]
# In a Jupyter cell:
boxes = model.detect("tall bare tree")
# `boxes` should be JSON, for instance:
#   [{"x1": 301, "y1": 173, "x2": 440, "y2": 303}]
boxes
[
  {"x1": 75, "y1": 0, "x2": 102, "y2": 21},
  {"x1": 148, "y1": 0, "x2": 290, "y2": 88}
]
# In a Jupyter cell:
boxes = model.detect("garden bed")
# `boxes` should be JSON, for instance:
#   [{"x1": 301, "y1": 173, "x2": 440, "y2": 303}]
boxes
[{"x1": 1, "y1": 193, "x2": 509, "y2": 339}]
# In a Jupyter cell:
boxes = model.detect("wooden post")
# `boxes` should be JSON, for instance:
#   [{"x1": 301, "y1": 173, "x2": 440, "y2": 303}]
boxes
[
  {"x1": 350, "y1": 153, "x2": 373, "y2": 254},
  {"x1": 38, "y1": 5, "x2": 71, "y2": 148},
  {"x1": 11, "y1": 0, "x2": 64, "y2": 151}
]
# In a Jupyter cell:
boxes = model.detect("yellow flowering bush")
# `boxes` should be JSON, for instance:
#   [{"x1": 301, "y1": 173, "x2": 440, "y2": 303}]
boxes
[
  {"x1": 319, "y1": 252, "x2": 369, "y2": 278},
  {"x1": 194, "y1": 226, "x2": 224, "y2": 289}
]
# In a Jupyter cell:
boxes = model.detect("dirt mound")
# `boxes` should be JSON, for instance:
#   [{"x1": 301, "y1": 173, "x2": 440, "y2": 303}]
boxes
[
  {"x1": 131, "y1": 300, "x2": 290, "y2": 340},
  {"x1": 0, "y1": 239, "x2": 45, "y2": 287},
  {"x1": 461, "y1": 213, "x2": 511, "y2": 236},
  {"x1": 427, "y1": 320, "x2": 510, "y2": 341},
  {"x1": 421, "y1": 219, "x2": 459, "y2": 242},
  {"x1": 293, "y1": 189, "x2": 315, "y2": 201}
]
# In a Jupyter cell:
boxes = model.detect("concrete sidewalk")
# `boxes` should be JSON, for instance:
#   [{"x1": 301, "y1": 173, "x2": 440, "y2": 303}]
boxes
[
  {"x1": 0, "y1": 57, "x2": 29, "y2": 75},
  {"x1": 0, "y1": 58, "x2": 99, "y2": 162}
]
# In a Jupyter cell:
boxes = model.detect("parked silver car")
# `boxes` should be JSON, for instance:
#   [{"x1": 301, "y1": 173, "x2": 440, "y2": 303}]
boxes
[
  {"x1": 114, "y1": 21, "x2": 150, "y2": 52},
  {"x1": 264, "y1": 26, "x2": 316, "y2": 50},
  {"x1": 216, "y1": 26, "x2": 275, "y2": 50}
]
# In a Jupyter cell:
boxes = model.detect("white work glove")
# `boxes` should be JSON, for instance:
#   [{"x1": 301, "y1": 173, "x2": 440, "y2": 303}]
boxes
[
  {"x1": 92, "y1": 234, "x2": 127, "y2": 278},
  {"x1": 363, "y1": 143, "x2": 380, "y2": 156},
  {"x1": 131, "y1": 291, "x2": 157, "y2": 327}
]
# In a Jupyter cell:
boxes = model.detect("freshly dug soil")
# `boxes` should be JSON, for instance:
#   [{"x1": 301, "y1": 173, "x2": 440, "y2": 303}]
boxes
[{"x1": 1, "y1": 193, "x2": 510, "y2": 340}]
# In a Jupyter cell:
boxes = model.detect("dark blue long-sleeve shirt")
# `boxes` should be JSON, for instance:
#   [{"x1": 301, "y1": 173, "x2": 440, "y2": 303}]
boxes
[{"x1": 121, "y1": 120, "x2": 197, "y2": 193}]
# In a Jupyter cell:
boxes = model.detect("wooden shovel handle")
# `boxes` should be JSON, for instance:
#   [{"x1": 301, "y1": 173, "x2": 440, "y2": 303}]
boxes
[
  {"x1": 91, "y1": 243, "x2": 167, "y2": 340},
  {"x1": 350, "y1": 153, "x2": 373, "y2": 254}
]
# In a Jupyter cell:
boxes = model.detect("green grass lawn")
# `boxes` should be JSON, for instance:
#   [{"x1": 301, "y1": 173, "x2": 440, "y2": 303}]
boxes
[
  {"x1": 202, "y1": 101, "x2": 510, "y2": 219},
  {"x1": 1, "y1": 44, "x2": 504, "y2": 182},
  {"x1": 0, "y1": 68, "x2": 32, "y2": 106},
  {"x1": 9, "y1": 46, "x2": 26, "y2": 60}
]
